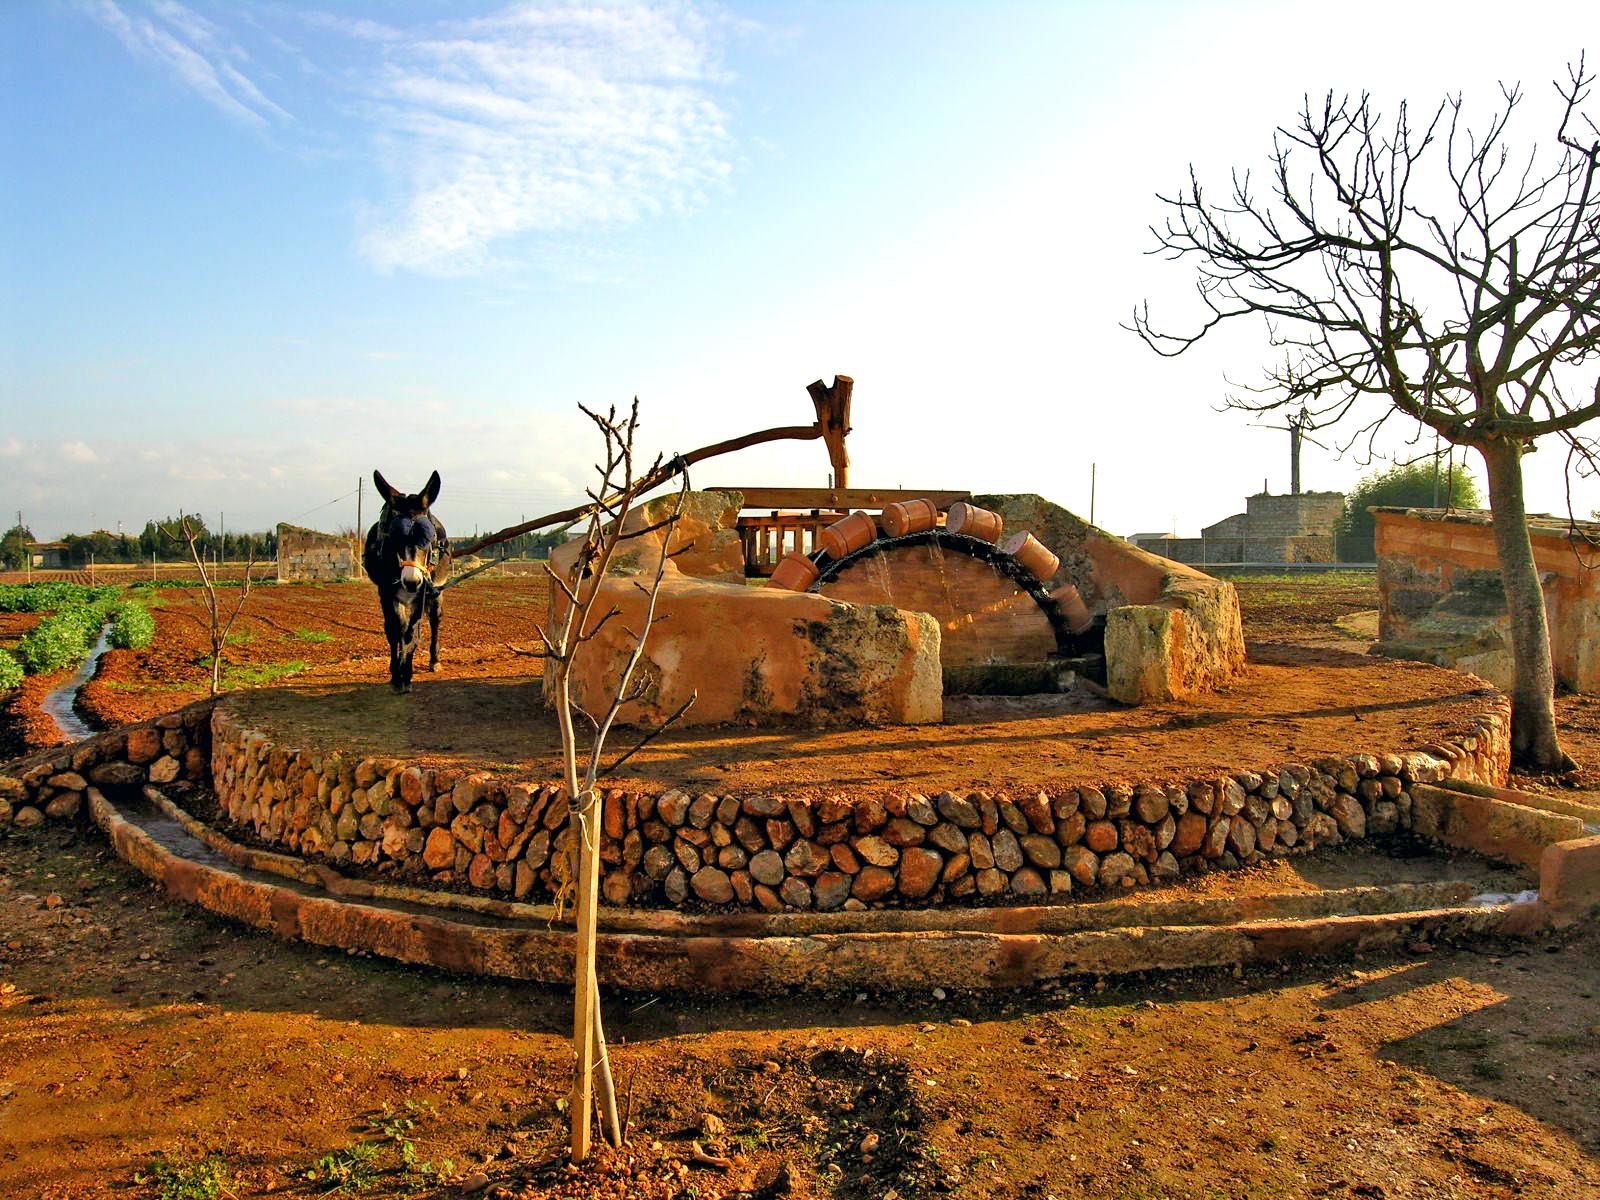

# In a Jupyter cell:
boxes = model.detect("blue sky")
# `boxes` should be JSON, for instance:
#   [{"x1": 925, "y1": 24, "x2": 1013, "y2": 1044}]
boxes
[{"x1": 2, "y1": 1, "x2": 1596, "y2": 541}]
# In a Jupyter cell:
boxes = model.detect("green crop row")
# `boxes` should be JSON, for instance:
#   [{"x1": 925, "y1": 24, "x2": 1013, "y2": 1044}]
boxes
[{"x1": 0, "y1": 581, "x2": 118, "y2": 612}]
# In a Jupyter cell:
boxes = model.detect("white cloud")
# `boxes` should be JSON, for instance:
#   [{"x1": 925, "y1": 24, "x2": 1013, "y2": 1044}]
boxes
[
  {"x1": 79, "y1": 0, "x2": 291, "y2": 128},
  {"x1": 61, "y1": 440, "x2": 100, "y2": 463},
  {"x1": 350, "y1": 2, "x2": 735, "y2": 274}
]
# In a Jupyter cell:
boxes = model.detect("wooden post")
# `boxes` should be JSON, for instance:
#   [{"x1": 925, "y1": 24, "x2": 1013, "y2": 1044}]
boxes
[{"x1": 807, "y1": 375, "x2": 854, "y2": 489}]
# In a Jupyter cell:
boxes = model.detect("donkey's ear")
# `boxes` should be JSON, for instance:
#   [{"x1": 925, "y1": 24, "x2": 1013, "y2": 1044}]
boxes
[
  {"x1": 421, "y1": 471, "x2": 442, "y2": 508},
  {"x1": 373, "y1": 470, "x2": 399, "y2": 503}
]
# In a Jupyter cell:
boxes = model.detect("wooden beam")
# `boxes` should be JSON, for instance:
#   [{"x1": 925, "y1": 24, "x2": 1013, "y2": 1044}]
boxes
[
  {"x1": 806, "y1": 376, "x2": 853, "y2": 488},
  {"x1": 712, "y1": 487, "x2": 971, "y2": 510}
]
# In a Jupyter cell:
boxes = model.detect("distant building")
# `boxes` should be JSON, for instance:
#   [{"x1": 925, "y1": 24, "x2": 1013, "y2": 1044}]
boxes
[
  {"x1": 1143, "y1": 491, "x2": 1346, "y2": 565},
  {"x1": 27, "y1": 541, "x2": 70, "y2": 569}
]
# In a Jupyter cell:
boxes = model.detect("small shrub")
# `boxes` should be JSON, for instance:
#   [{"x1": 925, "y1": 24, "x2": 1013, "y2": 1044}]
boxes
[
  {"x1": 132, "y1": 1152, "x2": 228, "y2": 1200},
  {"x1": 110, "y1": 601, "x2": 156, "y2": 650},
  {"x1": 0, "y1": 649, "x2": 22, "y2": 692},
  {"x1": 15, "y1": 608, "x2": 95, "y2": 673},
  {"x1": 0, "y1": 582, "x2": 117, "y2": 612}
]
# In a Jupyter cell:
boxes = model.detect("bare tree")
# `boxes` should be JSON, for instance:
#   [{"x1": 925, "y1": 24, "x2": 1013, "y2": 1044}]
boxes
[
  {"x1": 1131, "y1": 59, "x2": 1600, "y2": 771},
  {"x1": 534, "y1": 400, "x2": 694, "y2": 1163},
  {"x1": 161, "y1": 512, "x2": 257, "y2": 696}
]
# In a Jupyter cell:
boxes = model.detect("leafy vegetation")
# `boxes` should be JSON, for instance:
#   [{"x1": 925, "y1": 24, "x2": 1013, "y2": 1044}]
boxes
[
  {"x1": 109, "y1": 601, "x2": 156, "y2": 649},
  {"x1": 14, "y1": 600, "x2": 113, "y2": 673},
  {"x1": 131, "y1": 1151, "x2": 230, "y2": 1200},
  {"x1": 0, "y1": 649, "x2": 23, "y2": 693},
  {"x1": 304, "y1": 1101, "x2": 450, "y2": 1195},
  {"x1": 1336, "y1": 460, "x2": 1482, "y2": 561},
  {"x1": 0, "y1": 581, "x2": 118, "y2": 612}
]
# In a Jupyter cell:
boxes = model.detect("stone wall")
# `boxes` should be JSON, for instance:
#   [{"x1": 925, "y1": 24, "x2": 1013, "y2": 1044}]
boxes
[
  {"x1": 0, "y1": 700, "x2": 215, "y2": 829},
  {"x1": 1374, "y1": 507, "x2": 1600, "y2": 692},
  {"x1": 1153, "y1": 491, "x2": 1346, "y2": 565},
  {"x1": 204, "y1": 699, "x2": 1510, "y2": 912},
  {"x1": 277, "y1": 523, "x2": 360, "y2": 583}
]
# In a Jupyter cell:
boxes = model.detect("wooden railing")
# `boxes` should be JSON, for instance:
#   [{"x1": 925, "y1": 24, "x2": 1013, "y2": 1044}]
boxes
[{"x1": 718, "y1": 488, "x2": 971, "y2": 577}]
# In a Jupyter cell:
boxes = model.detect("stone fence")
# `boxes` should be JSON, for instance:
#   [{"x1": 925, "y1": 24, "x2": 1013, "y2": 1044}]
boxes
[
  {"x1": 0, "y1": 700, "x2": 215, "y2": 829},
  {"x1": 199, "y1": 699, "x2": 1510, "y2": 912}
]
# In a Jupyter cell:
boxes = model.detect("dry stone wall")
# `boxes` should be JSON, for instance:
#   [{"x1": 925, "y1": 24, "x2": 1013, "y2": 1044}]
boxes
[
  {"x1": 206, "y1": 700, "x2": 1511, "y2": 911},
  {"x1": 0, "y1": 700, "x2": 215, "y2": 829},
  {"x1": 276, "y1": 523, "x2": 361, "y2": 583}
]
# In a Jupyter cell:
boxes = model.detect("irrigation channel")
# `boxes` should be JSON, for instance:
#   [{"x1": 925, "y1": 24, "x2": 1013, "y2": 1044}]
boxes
[{"x1": 41, "y1": 624, "x2": 110, "y2": 741}]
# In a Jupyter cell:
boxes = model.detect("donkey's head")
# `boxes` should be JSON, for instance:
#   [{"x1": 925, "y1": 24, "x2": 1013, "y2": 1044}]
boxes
[{"x1": 373, "y1": 469, "x2": 442, "y2": 590}]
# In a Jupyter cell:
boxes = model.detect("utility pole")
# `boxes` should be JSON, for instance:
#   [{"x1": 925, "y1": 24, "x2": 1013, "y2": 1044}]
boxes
[
  {"x1": 356, "y1": 476, "x2": 363, "y2": 537},
  {"x1": 1089, "y1": 463, "x2": 1097, "y2": 527},
  {"x1": 19, "y1": 510, "x2": 29, "y2": 583}
]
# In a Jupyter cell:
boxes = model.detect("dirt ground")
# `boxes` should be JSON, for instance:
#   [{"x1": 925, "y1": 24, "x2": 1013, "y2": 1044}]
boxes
[{"x1": 4, "y1": 570, "x2": 1600, "y2": 1198}]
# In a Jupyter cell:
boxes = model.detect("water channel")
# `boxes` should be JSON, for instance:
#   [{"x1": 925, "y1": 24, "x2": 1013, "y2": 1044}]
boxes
[{"x1": 40, "y1": 624, "x2": 111, "y2": 741}]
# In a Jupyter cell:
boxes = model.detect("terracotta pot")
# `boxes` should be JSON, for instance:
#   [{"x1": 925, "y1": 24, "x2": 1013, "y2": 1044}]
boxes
[
  {"x1": 818, "y1": 511, "x2": 879, "y2": 559},
  {"x1": 769, "y1": 553, "x2": 820, "y2": 592},
  {"x1": 1002, "y1": 530, "x2": 1060, "y2": 580},
  {"x1": 1050, "y1": 583, "x2": 1094, "y2": 634},
  {"x1": 946, "y1": 502, "x2": 1003, "y2": 544},
  {"x1": 881, "y1": 498, "x2": 940, "y2": 538}
]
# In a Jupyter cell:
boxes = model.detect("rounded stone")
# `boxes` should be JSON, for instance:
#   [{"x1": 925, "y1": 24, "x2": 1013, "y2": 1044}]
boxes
[
  {"x1": 898, "y1": 847, "x2": 943, "y2": 898},
  {"x1": 748, "y1": 849, "x2": 785, "y2": 887},
  {"x1": 691, "y1": 867, "x2": 734, "y2": 904}
]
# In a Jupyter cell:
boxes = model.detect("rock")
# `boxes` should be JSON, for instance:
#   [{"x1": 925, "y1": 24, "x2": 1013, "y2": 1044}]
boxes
[
  {"x1": 44, "y1": 793, "x2": 81, "y2": 821},
  {"x1": 928, "y1": 823, "x2": 968, "y2": 854},
  {"x1": 1329, "y1": 794, "x2": 1367, "y2": 839},
  {"x1": 935, "y1": 793, "x2": 981, "y2": 828},
  {"x1": 700, "y1": 1113, "x2": 727, "y2": 1140},
  {"x1": 852, "y1": 797, "x2": 888, "y2": 833},
  {"x1": 1018, "y1": 793, "x2": 1054, "y2": 834},
  {"x1": 784, "y1": 840, "x2": 830, "y2": 877},
  {"x1": 148, "y1": 756, "x2": 180, "y2": 784},
  {"x1": 1085, "y1": 820, "x2": 1119, "y2": 853},
  {"x1": 813, "y1": 872, "x2": 852, "y2": 910},
  {"x1": 1226, "y1": 816, "x2": 1256, "y2": 858},
  {"x1": 990, "y1": 829, "x2": 1024, "y2": 873},
  {"x1": 898, "y1": 847, "x2": 943, "y2": 898},
  {"x1": 657, "y1": 791, "x2": 691, "y2": 826},
  {"x1": 967, "y1": 832, "x2": 995, "y2": 870},
  {"x1": 830, "y1": 843, "x2": 861, "y2": 873},
  {"x1": 89, "y1": 762, "x2": 143, "y2": 788},
  {"x1": 1079, "y1": 786, "x2": 1107, "y2": 819},
  {"x1": 1010, "y1": 867, "x2": 1047, "y2": 896},
  {"x1": 1054, "y1": 811, "x2": 1087, "y2": 847},
  {"x1": 851, "y1": 866, "x2": 897, "y2": 901},
  {"x1": 1097, "y1": 852, "x2": 1138, "y2": 887},
  {"x1": 450, "y1": 812, "x2": 484, "y2": 854},
  {"x1": 46, "y1": 772, "x2": 86, "y2": 791},
  {"x1": 1049, "y1": 869, "x2": 1074, "y2": 894},
  {"x1": 1063, "y1": 845, "x2": 1099, "y2": 887},
  {"x1": 125, "y1": 727, "x2": 163, "y2": 765},
  {"x1": 1370, "y1": 800, "x2": 1400, "y2": 836},
  {"x1": 1203, "y1": 817, "x2": 1230, "y2": 859},
  {"x1": 974, "y1": 867, "x2": 1008, "y2": 895},
  {"x1": 749, "y1": 849, "x2": 785, "y2": 887},
  {"x1": 1133, "y1": 788, "x2": 1169, "y2": 824},
  {"x1": 1152, "y1": 851, "x2": 1181, "y2": 880},
  {"x1": 1019, "y1": 834, "x2": 1061, "y2": 869},
  {"x1": 905, "y1": 795, "x2": 938, "y2": 826},
  {"x1": 779, "y1": 877, "x2": 813, "y2": 909},
  {"x1": 663, "y1": 867, "x2": 689, "y2": 904},
  {"x1": 468, "y1": 854, "x2": 495, "y2": 889},
  {"x1": 691, "y1": 867, "x2": 734, "y2": 904},
  {"x1": 853, "y1": 836, "x2": 898, "y2": 868},
  {"x1": 882, "y1": 817, "x2": 927, "y2": 847}
]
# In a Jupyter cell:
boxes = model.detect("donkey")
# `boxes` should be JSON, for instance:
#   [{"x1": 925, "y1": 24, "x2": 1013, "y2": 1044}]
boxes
[{"x1": 364, "y1": 470, "x2": 451, "y2": 693}]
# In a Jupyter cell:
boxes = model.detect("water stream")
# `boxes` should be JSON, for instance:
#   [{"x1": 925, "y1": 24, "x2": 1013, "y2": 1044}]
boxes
[{"x1": 41, "y1": 624, "x2": 111, "y2": 741}]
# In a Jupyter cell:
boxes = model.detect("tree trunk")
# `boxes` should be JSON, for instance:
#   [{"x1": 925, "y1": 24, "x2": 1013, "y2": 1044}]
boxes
[{"x1": 1478, "y1": 438, "x2": 1568, "y2": 771}]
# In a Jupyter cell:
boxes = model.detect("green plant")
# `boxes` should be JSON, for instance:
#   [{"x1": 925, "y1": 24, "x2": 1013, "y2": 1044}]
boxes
[
  {"x1": 307, "y1": 1142, "x2": 381, "y2": 1194},
  {"x1": 1336, "y1": 461, "x2": 1483, "y2": 561},
  {"x1": 14, "y1": 600, "x2": 113, "y2": 673},
  {"x1": 110, "y1": 601, "x2": 156, "y2": 649},
  {"x1": 0, "y1": 581, "x2": 117, "y2": 612},
  {"x1": 132, "y1": 1151, "x2": 230, "y2": 1200},
  {"x1": 290, "y1": 628, "x2": 334, "y2": 643},
  {"x1": 0, "y1": 649, "x2": 22, "y2": 692}
]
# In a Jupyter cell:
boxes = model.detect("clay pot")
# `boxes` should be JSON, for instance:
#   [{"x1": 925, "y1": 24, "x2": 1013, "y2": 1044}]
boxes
[
  {"x1": 1051, "y1": 583, "x2": 1094, "y2": 634},
  {"x1": 1002, "y1": 530, "x2": 1060, "y2": 580},
  {"x1": 881, "y1": 498, "x2": 940, "y2": 538},
  {"x1": 818, "y1": 511, "x2": 879, "y2": 559},
  {"x1": 946, "y1": 502, "x2": 1003, "y2": 544},
  {"x1": 769, "y1": 553, "x2": 821, "y2": 592}
]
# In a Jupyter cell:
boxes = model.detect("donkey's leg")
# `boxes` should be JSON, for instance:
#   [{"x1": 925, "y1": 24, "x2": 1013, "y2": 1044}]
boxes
[
  {"x1": 427, "y1": 588, "x2": 443, "y2": 671},
  {"x1": 382, "y1": 597, "x2": 408, "y2": 693}
]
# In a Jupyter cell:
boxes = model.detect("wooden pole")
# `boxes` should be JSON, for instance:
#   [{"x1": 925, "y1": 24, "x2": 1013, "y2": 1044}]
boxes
[{"x1": 807, "y1": 375, "x2": 853, "y2": 489}]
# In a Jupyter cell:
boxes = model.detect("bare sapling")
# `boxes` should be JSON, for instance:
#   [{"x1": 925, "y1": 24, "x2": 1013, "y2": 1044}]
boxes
[
  {"x1": 161, "y1": 512, "x2": 257, "y2": 696},
  {"x1": 533, "y1": 400, "x2": 696, "y2": 1163}
]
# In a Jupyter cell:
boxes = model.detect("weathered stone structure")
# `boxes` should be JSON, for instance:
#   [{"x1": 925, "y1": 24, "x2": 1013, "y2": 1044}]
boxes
[
  {"x1": 276, "y1": 522, "x2": 360, "y2": 583},
  {"x1": 1374, "y1": 507, "x2": 1600, "y2": 692},
  {"x1": 187, "y1": 697, "x2": 1511, "y2": 912},
  {"x1": 1138, "y1": 491, "x2": 1346, "y2": 564}
]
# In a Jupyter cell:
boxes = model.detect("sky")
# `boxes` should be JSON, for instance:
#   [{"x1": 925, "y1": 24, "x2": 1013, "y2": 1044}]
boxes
[{"x1": 2, "y1": 0, "x2": 1598, "y2": 543}]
